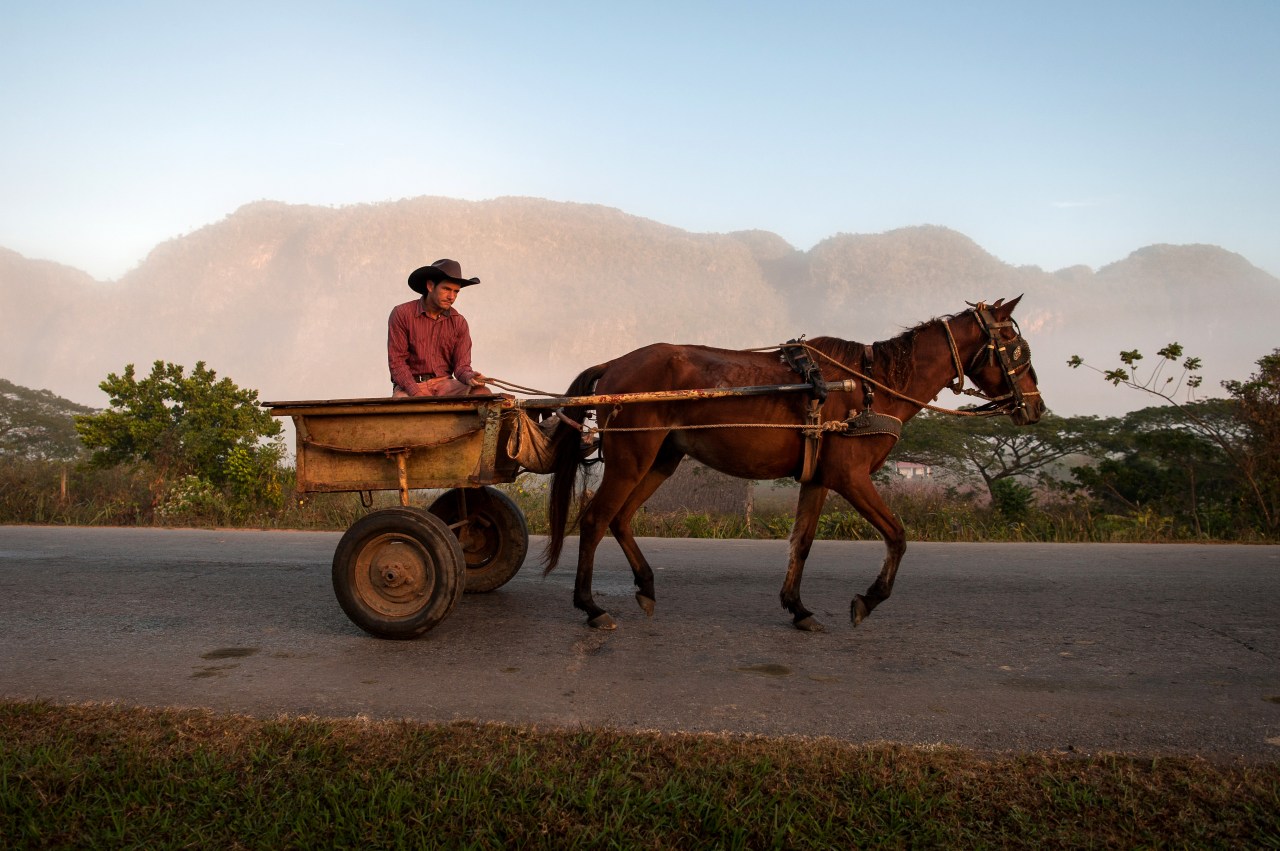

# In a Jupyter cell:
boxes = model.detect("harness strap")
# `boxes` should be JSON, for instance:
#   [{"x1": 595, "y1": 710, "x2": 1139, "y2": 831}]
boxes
[
  {"x1": 861, "y1": 344, "x2": 875, "y2": 408},
  {"x1": 842, "y1": 409, "x2": 903, "y2": 441},
  {"x1": 779, "y1": 336, "x2": 828, "y2": 402},
  {"x1": 798, "y1": 398, "x2": 823, "y2": 483},
  {"x1": 942, "y1": 319, "x2": 965, "y2": 394},
  {"x1": 780, "y1": 336, "x2": 830, "y2": 483},
  {"x1": 824, "y1": 341, "x2": 902, "y2": 444}
]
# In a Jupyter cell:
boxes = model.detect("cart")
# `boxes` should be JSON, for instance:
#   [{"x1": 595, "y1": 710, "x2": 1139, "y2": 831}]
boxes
[
  {"x1": 264, "y1": 393, "x2": 538, "y2": 639},
  {"x1": 265, "y1": 379, "x2": 849, "y2": 639}
]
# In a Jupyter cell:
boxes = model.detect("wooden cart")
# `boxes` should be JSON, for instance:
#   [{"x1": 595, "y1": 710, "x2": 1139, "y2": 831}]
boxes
[{"x1": 265, "y1": 394, "x2": 535, "y2": 639}]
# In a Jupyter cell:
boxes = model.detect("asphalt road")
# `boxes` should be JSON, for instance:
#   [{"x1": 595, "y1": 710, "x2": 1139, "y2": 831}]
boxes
[{"x1": 2, "y1": 526, "x2": 1278, "y2": 762}]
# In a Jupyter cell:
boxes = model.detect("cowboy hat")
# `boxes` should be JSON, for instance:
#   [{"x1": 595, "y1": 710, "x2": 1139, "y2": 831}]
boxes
[{"x1": 407, "y1": 259, "x2": 481, "y2": 294}]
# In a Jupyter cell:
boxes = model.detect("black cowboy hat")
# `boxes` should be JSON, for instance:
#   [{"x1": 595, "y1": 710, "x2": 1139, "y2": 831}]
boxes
[{"x1": 408, "y1": 259, "x2": 481, "y2": 294}]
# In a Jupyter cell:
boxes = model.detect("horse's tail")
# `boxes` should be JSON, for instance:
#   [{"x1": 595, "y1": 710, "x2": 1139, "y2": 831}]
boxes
[{"x1": 543, "y1": 361, "x2": 611, "y2": 573}]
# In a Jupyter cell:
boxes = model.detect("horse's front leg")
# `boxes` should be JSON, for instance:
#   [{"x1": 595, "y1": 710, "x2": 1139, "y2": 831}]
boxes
[
  {"x1": 829, "y1": 472, "x2": 905, "y2": 625},
  {"x1": 781, "y1": 481, "x2": 828, "y2": 631}
]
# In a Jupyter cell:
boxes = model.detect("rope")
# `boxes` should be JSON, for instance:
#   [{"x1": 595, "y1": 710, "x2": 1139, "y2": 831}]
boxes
[
  {"x1": 485, "y1": 376, "x2": 562, "y2": 396},
  {"x1": 731, "y1": 340, "x2": 1015, "y2": 417},
  {"x1": 794, "y1": 343, "x2": 1009, "y2": 418}
]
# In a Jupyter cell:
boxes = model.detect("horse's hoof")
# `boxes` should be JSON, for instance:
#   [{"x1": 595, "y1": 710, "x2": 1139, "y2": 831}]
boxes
[
  {"x1": 588, "y1": 612, "x2": 617, "y2": 630},
  {"x1": 852, "y1": 595, "x2": 870, "y2": 626},
  {"x1": 635, "y1": 593, "x2": 655, "y2": 617},
  {"x1": 794, "y1": 615, "x2": 825, "y2": 632}
]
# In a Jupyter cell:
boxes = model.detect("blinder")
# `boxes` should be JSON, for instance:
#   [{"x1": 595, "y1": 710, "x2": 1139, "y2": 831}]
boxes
[
  {"x1": 970, "y1": 313, "x2": 1032, "y2": 374},
  {"x1": 953, "y1": 303, "x2": 1040, "y2": 417}
]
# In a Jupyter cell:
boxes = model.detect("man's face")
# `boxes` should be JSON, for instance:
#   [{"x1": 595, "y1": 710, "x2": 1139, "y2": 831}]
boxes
[{"x1": 425, "y1": 281, "x2": 462, "y2": 313}]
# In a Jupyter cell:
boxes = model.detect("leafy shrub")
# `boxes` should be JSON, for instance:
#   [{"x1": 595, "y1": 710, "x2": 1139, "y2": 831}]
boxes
[
  {"x1": 990, "y1": 478, "x2": 1034, "y2": 520},
  {"x1": 154, "y1": 475, "x2": 225, "y2": 524}
]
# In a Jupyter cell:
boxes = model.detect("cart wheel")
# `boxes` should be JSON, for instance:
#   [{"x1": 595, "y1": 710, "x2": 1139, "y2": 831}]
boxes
[
  {"x1": 429, "y1": 486, "x2": 529, "y2": 593},
  {"x1": 331, "y1": 508, "x2": 465, "y2": 639}
]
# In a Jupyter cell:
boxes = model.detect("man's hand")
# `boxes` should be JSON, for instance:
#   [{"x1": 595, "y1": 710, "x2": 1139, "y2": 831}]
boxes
[{"x1": 469, "y1": 374, "x2": 489, "y2": 387}]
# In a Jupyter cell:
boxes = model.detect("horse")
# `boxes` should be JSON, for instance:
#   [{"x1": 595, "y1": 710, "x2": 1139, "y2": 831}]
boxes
[{"x1": 543, "y1": 297, "x2": 1045, "y2": 631}]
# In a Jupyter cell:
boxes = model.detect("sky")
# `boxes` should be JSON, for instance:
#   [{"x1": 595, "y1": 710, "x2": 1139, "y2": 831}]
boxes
[{"x1": 2, "y1": 1, "x2": 1278, "y2": 281}]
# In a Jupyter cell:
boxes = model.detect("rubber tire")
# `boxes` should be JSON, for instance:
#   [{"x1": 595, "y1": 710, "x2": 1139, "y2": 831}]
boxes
[
  {"x1": 332, "y1": 507, "x2": 465, "y2": 639},
  {"x1": 428, "y1": 486, "x2": 529, "y2": 593}
]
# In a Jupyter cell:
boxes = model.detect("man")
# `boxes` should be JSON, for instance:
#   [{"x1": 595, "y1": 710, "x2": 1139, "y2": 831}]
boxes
[{"x1": 388, "y1": 258, "x2": 489, "y2": 397}]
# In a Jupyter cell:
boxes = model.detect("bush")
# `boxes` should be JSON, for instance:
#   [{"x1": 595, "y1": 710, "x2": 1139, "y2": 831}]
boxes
[
  {"x1": 2, "y1": 457, "x2": 1275, "y2": 542},
  {"x1": 990, "y1": 478, "x2": 1034, "y2": 520}
]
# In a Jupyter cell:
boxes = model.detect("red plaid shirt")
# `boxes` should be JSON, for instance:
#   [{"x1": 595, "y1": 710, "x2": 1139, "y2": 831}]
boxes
[{"x1": 387, "y1": 298, "x2": 477, "y2": 395}]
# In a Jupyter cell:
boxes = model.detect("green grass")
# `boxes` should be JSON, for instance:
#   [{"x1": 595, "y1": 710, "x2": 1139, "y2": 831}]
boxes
[{"x1": 2, "y1": 701, "x2": 1278, "y2": 849}]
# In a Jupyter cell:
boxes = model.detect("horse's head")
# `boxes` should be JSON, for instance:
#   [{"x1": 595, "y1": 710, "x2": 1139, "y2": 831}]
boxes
[{"x1": 948, "y1": 296, "x2": 1045, "y2": 425}]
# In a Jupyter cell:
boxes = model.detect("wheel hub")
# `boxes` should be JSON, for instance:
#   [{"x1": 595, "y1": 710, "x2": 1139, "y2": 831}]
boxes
[{"x1": 357, "y1": 536, "x2": 434, "y2": 614}]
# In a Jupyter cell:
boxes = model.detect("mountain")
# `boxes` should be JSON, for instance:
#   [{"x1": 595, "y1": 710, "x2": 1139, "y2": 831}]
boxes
[
  {"x1": 0, "y1": 378, "x2": 94, "y2": 461},
  {"x1": 2, "y1": 196, "x2": 1276, "y2": 417},
  {"x1": 0, "y1": 248, "x2": 97, "y2": 386}
]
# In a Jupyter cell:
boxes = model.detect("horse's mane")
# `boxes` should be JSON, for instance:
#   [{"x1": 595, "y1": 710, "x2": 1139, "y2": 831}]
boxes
[{"x1": 809, "y1": 310, "x2": 967, "y2": 388}]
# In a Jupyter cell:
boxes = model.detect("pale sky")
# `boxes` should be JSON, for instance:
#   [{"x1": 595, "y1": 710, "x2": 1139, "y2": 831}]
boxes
[{"x1": 3, "y1": 1, "x2": 1277, "y2": 281}]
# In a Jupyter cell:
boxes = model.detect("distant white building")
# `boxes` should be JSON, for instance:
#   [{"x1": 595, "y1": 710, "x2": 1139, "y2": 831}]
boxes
[{"x1": 893, "y1": 461, "x2": 932, "y2": 479}]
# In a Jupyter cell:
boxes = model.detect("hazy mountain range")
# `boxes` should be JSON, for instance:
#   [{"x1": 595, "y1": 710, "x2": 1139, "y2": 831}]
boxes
[{"x1": 3, "y1": 195, "x2": 1277, "y2": 417}]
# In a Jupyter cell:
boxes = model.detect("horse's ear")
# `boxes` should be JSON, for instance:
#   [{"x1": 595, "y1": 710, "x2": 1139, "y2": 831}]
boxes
[{"x1": 993, "y1": 294, "x2": 1023, "y2": 317}]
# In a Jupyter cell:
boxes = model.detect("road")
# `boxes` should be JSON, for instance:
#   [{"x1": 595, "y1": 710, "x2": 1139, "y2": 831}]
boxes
[{"x1": 2, "y1": 526, "x2": 1278, "y2": 762}]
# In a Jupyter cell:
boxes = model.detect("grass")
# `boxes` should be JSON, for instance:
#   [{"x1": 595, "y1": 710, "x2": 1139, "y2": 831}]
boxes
[
  {"x1": 3, "y1": 701, "x2": 1277, "y2": 849},
  {"x1": 505, "y1": 479, "x2": 1251, "y2": 544},
  {"x1": 3, "y1": 456, "x2": 1275, "y2": 543}
]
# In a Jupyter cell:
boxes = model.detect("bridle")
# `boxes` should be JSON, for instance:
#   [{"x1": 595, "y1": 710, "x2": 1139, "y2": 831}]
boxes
[{"x1": 943, "y1": 302, "x2": 1040, "y2": 418}]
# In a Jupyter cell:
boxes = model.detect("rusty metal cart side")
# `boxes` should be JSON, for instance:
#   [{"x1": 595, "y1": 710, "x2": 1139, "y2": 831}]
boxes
[{"x1": 264, "y1": 394, "x2": 530, "y2": 639}]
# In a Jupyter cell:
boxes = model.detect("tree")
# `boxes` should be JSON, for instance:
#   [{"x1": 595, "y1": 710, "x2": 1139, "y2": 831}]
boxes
[
  {"x1": 1067, "y1": 343, "x2": 1205, "y2": 401},
  {"x1": 1222, "y1": 349, "x2": 1280, "y2": 532},
  {"x1": 891, "y1": 409, "x2": 1110, "y2": 503},
  {"x1": 1070, "y1": 344, "x2": 1276, "y2": 535},
  {"x1": 74, "y1": 361, "x2": 283, "y2": 500},
  {"x1": 1070, "y1": 402, "x2": 1240, "y2": 537},
  {"x1": 0, "y1": 379, "x2": 95, "y2": 461}
]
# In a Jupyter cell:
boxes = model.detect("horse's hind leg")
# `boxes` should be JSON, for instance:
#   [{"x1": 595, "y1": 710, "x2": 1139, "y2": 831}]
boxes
[
  {"x1": 781, "y1": 481, "x2": 829, "y2": 631},
  {"x1": 574, "y1": 436, "x2": 666, "y2": 629},
  {"x1": 609, "y1": 451, "x2": 683, "y2": 617},
  {"x1": 828, "y1": 472, "x2": 905, "y2": 625}
]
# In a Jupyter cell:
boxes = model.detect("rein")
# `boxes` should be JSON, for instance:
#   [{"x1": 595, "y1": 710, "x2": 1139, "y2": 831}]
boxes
[
  {"x1": 797, "y1": 342, "x2": 1006, "y2": 418},
  {"x1": 484, "y1": 304, "x2": 1039, "y2": 444}
]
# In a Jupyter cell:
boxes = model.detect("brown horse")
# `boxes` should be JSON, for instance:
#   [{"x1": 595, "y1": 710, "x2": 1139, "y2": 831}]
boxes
[{"x1": 544, "y1": 297, "x2": 1045, "y2": 631}]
